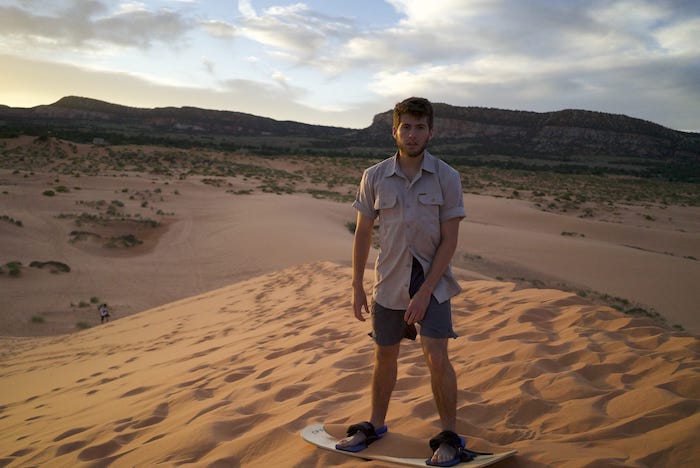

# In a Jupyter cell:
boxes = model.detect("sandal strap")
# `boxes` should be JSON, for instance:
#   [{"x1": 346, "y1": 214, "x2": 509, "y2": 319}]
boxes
[
  {"x1": 346, "y1": 421, "x2": 380, "y2": 445},
  {"x1": 429, "y1": 430, "x2": 462, "y2": 452},
  {"x1": 429, "y1": 430, "x2": 493, "y2": 462}
]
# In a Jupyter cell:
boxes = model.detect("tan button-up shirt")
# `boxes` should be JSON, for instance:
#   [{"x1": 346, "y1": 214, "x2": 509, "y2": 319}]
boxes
[{"x1": 353, "y1": 151, "x2": 465, "y2": 309}]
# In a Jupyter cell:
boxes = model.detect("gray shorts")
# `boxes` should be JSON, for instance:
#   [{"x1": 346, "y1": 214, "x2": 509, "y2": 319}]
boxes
[{"x1": 371, "y1": 298, "x2": 458, "y2": 346}]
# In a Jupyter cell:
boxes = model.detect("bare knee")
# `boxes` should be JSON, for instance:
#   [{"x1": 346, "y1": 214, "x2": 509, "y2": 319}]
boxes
[
  {"x1": 375, "y1": 343, "x2": 400, "y2": 364},
  {"x1": 422, "y1": 339, "x2": 451, "y2": 372}
]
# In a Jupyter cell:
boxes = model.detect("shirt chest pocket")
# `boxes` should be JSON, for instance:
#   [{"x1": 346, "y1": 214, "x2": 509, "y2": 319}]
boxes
[
  {"x1": 417, "y1": 193, "x2": 444, "y2": 220},
  {"x1": 374, "y1": 192, "x2": 399, "y2": 222}
]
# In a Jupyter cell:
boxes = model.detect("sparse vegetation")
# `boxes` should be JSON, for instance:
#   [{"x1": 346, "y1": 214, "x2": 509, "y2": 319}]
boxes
[
  {"x1": 2, "y1": 261, "x2": 23, "y2": 277},
  {"x1": 1, "y1": 131, "x2": 697, "y2": 337},
  {"x1": 1, "y1": 215, "x2": 22, "y2": 226},
  {"x1": 29, "y1": 261, "x2": 71, "y2": 273},
  {"x1": 106, "y1": 234, "x2": 143, "y2": 248},
  {"x1": 561, "y1": 232, "x2": 585, "y2": 237}
]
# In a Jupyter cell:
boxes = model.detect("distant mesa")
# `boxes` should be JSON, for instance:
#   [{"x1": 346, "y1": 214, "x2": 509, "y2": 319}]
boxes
[{"x1": 0, "y1": 95, "x2": 698, "y2": 181}]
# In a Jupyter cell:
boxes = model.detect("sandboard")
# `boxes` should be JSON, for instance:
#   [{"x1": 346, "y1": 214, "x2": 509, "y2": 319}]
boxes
[{"x1": 301, "y1": 423, "x2": 516, "y2": 467}]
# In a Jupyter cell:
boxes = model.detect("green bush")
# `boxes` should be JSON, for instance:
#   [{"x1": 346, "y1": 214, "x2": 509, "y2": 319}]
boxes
[
  {"x1": 4, "y1": 261, "x2": 22, "y2": 277},
  {"x1": 30, "y1": 315, "x2": 45, "y2": 324},
  {"x1": 43, "y1": 190, "x2": 55, "y2": 197},
  {"x1": 1, "y1": 215, "x2": 23, "y2": 227},
  {"x1": 29, "y1": 261, "x2": 71, "y2": 273}
]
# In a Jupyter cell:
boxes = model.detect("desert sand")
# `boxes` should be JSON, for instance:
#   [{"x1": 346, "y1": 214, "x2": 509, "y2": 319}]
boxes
[
  {"x1": 1, "y1": 262, "x2": 699, "y2": 467},
  {"x1": 2, "y1": 162, "x2": 699, "y2": 336},
  {"x1": 1, "y1": 139, "x2": 700, "y2": 466}
]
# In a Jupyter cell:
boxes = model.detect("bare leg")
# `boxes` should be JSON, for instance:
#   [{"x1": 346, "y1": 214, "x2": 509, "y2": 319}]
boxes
[
  {"x1": 422, "y1": 336, "x2": 458, "y2": 464},
  {"x1": 336, "y1": 342, "x2": 400, "y2": 447}
]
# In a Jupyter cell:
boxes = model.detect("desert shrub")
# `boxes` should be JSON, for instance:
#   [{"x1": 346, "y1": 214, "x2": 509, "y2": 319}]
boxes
[
  {"x1": 1, "y1": 215, "x2": 23, "y2": 226},
  {"x1": 29, "y1": 261, "x2": 71, "y2": 273},
  {"x1": 561, "y1": 232, "x2": 585, "y2": 237},
  {"x1": 30, "y1": 315, "x2": 45, "y2": 324},
  {"x1": 4, "y1": 261, "x2": 22, "y2": 277},
  {"x1": 55, "y1": 185, "x2": 69, "y2": 193},
  {"x1": 106, "y1": 234, "x2": 143, "y2": 248},
  {"x1": 69, "y1": 230, "x2": 101, "y2": 242},
  {"x1": 43, "y1": 190, "x2": 55, "y2": 197},
  {"x1": 227, "y1": 189, "x2": 253, "y2": 195},
  {"x1": 90, "y1": 296, "x2": 99, "y2": 303}
]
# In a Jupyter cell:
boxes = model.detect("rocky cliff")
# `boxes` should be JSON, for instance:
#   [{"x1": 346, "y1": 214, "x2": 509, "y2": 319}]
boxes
[{"x1": 1, "y1": 96, "x2": 698, "y2": 179}]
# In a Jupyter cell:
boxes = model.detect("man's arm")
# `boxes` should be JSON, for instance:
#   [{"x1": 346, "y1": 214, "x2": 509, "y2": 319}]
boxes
[
  {"x1": 404, "y1": 216, "x2": 462, "y2": 325},
  {"x1": 352, "y1": 211, "x2": 375, "y2": 321}
]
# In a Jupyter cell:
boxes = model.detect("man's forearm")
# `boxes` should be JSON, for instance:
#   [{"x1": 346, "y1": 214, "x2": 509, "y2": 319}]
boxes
[
  {"x1": 419, "y1": 217, "x2": 461, "y2": 296},
  {"x1": 352, "y1": 214, "x2": 374, "y2": 288}
]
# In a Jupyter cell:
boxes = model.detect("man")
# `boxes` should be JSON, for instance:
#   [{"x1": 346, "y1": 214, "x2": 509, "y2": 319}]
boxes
[
  {"x1": 99, "y1": 303, "x2": 110, "y2": 323},
  {"x1": 336, "y1": 97, "x2": 467, "y2": 466}
]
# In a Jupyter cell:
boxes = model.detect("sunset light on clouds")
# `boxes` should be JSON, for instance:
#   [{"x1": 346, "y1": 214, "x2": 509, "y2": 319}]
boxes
[{"x1": 0, "y1": 0, "x2": 698, "y2": 131}]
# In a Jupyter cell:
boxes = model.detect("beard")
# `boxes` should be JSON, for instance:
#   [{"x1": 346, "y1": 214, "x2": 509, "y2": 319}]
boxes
[{"x1": 397, "y1": 140, "x2": 428, "y2": 158}]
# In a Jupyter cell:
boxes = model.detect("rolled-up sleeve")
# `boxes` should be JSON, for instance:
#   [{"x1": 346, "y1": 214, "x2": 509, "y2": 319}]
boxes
[
  {"x1": 352, "y1": 168, "x2": 378, "y2": 219},
  {"x1": 439, "y1": 166, "x2": 466, "y2": 223}
]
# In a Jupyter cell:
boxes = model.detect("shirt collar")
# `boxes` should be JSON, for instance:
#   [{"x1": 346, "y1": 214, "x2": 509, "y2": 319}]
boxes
[{"x1": 384, "y1": 150, "x2": 437, "y2": 178}]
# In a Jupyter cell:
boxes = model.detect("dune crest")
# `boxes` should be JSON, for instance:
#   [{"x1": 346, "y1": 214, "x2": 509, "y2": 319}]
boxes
[{"x1": 1, "y1": 262, "x2": 698, "y2": 467}]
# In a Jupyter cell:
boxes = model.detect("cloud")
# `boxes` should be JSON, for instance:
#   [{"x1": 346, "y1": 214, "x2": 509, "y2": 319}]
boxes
[
  {"x1": 0, "y1": 0, "x2": 697, "y2": 131},
  {"x1": 201, "y1": 57, "x2": 215, "y2": 74},
  {"x1": 198, "y1": 20, "x2": 236, "y2": 38},
  {"x1": 0, "y1": 0, "x2": 192, "y2": 51},
  {"x1": 233, "y1": 1, "x2": 355, "y2": 60},
  {"x1": 238, "y1": 0, "x2": 257, "y2": 18},
  {"x1": 0, "y1": 53, "x2": 371, "y2": 127}
]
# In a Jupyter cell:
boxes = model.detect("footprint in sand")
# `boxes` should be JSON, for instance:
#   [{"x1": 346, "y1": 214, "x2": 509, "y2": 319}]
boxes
[
  {"x1": 120, "y1": 386, "x2": 152, "y2": 398},
  {"x1": 274, "y1": 383, "x2": 310, "y2": 402},
  {"x1": 56, "y1": 440, "x2": 89, "y2": 456},
  {"x1": 53, "y1": 426, "x2": 92, "y2": 442},
  {"x1": 131, "y1": 402, "x2": 169, "y2": 429}
]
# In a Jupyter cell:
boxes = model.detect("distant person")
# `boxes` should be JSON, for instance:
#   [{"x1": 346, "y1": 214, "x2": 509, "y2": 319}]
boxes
[
  {"x1": 99, "y1": 303, "x2": 110, "y2": 323},
  {"x1": 336, "y1": 97, "x2": 470, "y2": 466}
]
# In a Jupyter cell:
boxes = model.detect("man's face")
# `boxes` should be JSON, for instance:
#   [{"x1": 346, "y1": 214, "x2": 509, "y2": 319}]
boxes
[{"x1": 392, "y1": 113, "x2": 433, "y2": 158}]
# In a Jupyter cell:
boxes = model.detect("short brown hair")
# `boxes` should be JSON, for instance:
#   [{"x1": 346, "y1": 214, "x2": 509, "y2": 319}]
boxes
[{"x1": 392, "y1": 97, "x2": 434, "y2": 130}]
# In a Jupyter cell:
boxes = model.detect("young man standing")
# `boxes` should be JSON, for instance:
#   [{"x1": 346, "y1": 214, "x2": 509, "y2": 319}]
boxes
[{"x1": 336, "y1": 97, "x2": 467, "y2": 465}]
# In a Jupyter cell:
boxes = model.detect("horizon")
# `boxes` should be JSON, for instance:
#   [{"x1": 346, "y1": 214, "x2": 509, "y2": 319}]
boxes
[
  {"x1": 1, "y1": 1, "x2": 699, "y2": 132},
  {"x1": 3, "y1": 94, "x2": 696, "y2": 135}
]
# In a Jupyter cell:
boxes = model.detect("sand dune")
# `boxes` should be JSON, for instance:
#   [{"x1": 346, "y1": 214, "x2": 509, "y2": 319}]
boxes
[
  {"x1": 1, "y1": 262, "x2": 698, "y2": 467},
  {"x1": 2, "y1": 168, "x2": 699, "y2": 337},
  {"x1": 459, "y1": 194, "x2": 700, "y2": 332}
]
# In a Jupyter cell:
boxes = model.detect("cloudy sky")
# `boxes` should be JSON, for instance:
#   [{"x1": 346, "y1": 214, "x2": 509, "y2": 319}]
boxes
[{"x1": 1, "y1": 0, "x2": 698, "y2": 131}]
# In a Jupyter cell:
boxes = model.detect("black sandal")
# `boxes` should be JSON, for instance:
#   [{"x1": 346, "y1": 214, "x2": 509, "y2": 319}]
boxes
[
  {"x1": 335, "y1": 421, "x2": 388, "y2": 453},
  {"x1": 426, "y1": 430, "x2": 492, "y2": 466}
]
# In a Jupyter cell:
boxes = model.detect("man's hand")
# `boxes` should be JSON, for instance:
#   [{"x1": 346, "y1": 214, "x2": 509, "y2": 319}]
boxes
[
  {"x1": 353, "y1": 286, "x2": 370, "y2": 321},
  {"x1": 404, "y1": 289, "x2": 431, "y2": 325}
]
